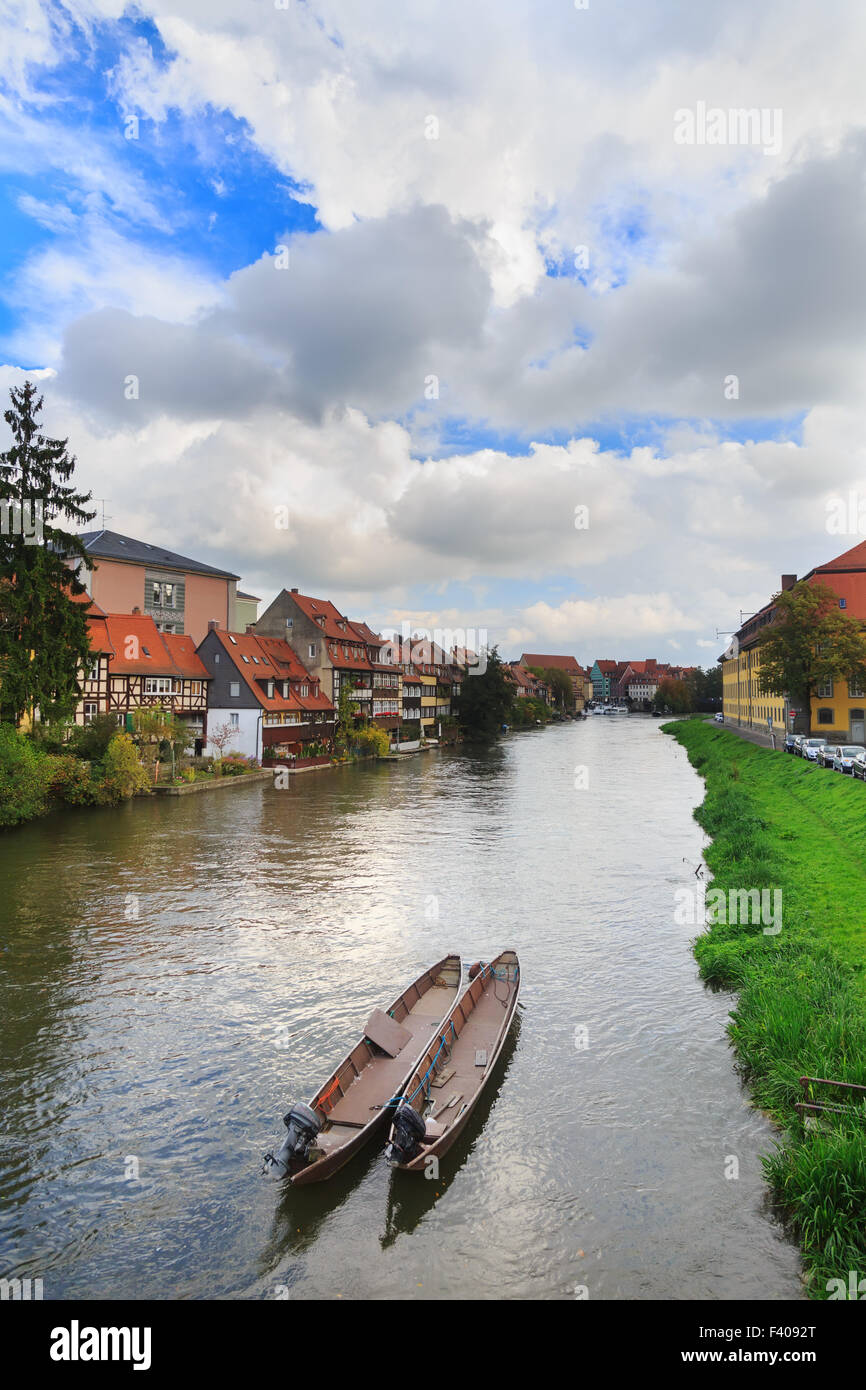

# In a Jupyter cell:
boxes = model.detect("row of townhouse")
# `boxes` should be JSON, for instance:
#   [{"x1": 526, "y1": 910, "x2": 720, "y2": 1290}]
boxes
[
  {"x1": 590, "y1": 658, "x2": 697, "y2": 705},
  {"x1": 721, "y1": 538, "x2": 866, "y2": 742},
  {"x1": 67, "y1": 532, "x2": 467, "y2": 759},
  {"x1": 517, "y1": 654, "x2": 594, "y2": 711}
]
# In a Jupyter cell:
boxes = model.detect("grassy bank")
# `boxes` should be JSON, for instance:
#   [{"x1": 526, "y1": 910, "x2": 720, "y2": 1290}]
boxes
[{"x1": 664, "y1": 719, "x2": 866, "y2": 1298}]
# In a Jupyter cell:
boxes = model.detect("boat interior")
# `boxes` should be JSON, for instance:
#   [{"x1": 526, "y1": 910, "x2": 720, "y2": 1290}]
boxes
[
  {"x1": 403, "y1": 952, "x2": 520, "y2": 1145},
  {"x1": 308, "y1": 956, "x2": 462, "y2": 1160}
]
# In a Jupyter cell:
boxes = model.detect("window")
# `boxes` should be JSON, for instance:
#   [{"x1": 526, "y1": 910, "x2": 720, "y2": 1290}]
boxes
[
  {"x1": 300, "y1": 683, "x2": 309, "y2": 697},
  {"x1": 84, "y1": 702, "x2": 97, "y2": 724},
  {"x1": 151, "y1": 581, "x2": 175, "y2": 609},
  {"x1": 144, "y1": 676, "x2": 175, "y2": 695},
  {"x1": 282, "y1": 681, "x2": 289, "y2": 698},
  {"x1": 229, "y1": 713, "x2": 239, "y2": 728},
  {"x1": 285, "y1": 617, "x2": 293, "y2": 629},
  {"x1": 241, "y1": 655, "x2": 250, "y2": 663},
  {"x1": 850, "y1": 679, "x2": 865, "y2": 698},
  {"x1": 87, "y1": 660, "x2": 100, "y2": 681},
  {"x1": 840, "y1": 598, "x2": 847, "y2": 608},
  {"x1": 816, "y1": 680, "x2": 834, "y2": 698},
  {"x1": 228, "y1": 635, "x2": 237, "y2": 645},
  {"x1": 817, "y1": 707, "x2": 834, "y2": 724},
  {"x1": 229, "y1": 681, "x2": 240, "y2": 698},
  {"x1": 267, "y1": 681, "x2": 274, "y2": 699},
  {"x1": 189, "y1": 681, "x2": 203, "y2": 696},
  {"x1": 308, "y1": 644, "x2": 316, "y2": 659}
]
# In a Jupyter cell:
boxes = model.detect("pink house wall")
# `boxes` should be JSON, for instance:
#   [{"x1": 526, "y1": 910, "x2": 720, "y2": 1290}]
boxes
[{"x1": 86, "y1": 559, "x2": 234, "y2": 643}]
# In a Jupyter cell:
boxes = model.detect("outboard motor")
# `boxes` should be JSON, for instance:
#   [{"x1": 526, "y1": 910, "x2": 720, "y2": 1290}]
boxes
[
  {"x1": 262, "y1": 1102, "x2": 321, "y2": 1180},
  {"x1": 386, "y1": 1104, "x2": 427, "y2": 1166}
]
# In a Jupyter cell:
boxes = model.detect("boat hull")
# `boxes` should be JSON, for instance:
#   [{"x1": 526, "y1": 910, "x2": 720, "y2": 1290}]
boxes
[
  {"x1": 387, "y1": 950, "x2": 520, "y2": 1172},
  {"x1": 289, "y1": 955, "x2": 462, "y2": 1185}
]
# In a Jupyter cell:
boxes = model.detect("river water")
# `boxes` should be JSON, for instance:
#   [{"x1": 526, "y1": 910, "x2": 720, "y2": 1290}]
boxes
[{"x1": 0, "y1": 716, "x2": 801, "y2": 1300}]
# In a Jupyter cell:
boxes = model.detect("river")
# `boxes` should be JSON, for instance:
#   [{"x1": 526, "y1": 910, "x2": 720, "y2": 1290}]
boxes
[{"x1": 0, "y1": 716, "x2": 801, "y2": 1300}]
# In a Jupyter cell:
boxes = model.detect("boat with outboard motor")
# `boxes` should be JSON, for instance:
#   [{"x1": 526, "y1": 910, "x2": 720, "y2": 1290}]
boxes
[
  {"x1": 263, "y1": 955, "x2": 462, "y2": 1184},
  {"x1": 385, "y1": 951, "x2": 520, "y2": 1172}
]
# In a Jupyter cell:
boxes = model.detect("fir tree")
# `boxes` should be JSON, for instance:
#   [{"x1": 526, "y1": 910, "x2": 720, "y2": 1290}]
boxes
[{"x1": 0, "y1": 381, "x2": 95, "y2": 724}]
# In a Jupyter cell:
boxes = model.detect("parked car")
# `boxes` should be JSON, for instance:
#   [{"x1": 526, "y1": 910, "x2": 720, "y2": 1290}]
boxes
[
  {"x1": 817, "y1": 743, "x2": 838, "y2": 767},
  {"x1": 832, "y1": 745, "x2": 866, "y2": 773},
  {"x1": 792, "y1": 734, "x2": 807, "y2": 755},
  {"x1": 801, "y1": 738, "x2": 828, "y2": 761},
  {"x1": 713, "y1": 712, "x2": 724, "y2": 723},
  {"x1": 852, "y1": 752, "x2": 866, "y2": 780},
  {"x1": 784, "y1": 732, "x2": 798, "y2": 753}
]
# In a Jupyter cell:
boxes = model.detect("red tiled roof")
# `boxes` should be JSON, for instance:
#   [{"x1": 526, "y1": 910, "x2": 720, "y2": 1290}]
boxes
[
  {"x1": 210, "y1": 629, "x2": 333, "y2": 714},
  {"x1": 88, "y1": 613, "x2": 209, "y2": 680},
  {"x1": 285, "y1": 590, "x2": 353, "y2": 641},
  {"x1": 521, "y1": 653, "x2": 583, "y2": 675}
]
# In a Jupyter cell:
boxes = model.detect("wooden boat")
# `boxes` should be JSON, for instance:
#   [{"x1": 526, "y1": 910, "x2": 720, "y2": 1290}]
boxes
[
  {"x1": 385, "y1": 950, "x2": 520, "y2": 1172},
  {"x1": 263, "y1": 955, "x2": 462, "y2": 1185}
]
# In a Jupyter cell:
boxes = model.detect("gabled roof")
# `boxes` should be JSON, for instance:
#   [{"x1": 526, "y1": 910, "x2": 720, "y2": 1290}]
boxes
[
  {"x1": 87, "y1": 612, "x2": 210, "y2": 680},
  {"x1": 207, "y1": 629, "x2": 333, "y2": 714},
  {"x1": 521, "y1": 653, "x2": 583, "y2": 675},
  {"x1": 78, "y1": 529, "x2": 240, "y2": 580},
  {"x1": 283, "y1": 590, "x2": 354, "y2": 640}
]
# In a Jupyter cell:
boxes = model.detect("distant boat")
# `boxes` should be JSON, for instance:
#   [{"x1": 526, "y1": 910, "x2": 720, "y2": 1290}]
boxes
[
  {"x1": 385, "y1": 951, "x2": 520, "y2": 1172},
  {"x1": 263, "y1": 955, "x2": 462, "y2": 1184}
]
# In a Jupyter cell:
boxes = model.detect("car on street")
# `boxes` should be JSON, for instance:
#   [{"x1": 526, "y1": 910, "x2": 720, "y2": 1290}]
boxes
[
  {"x1": 832, "y1": 745, "x2": 866, "y2": 773},
  {"x1": 817, "y1": 743, "x2": 838, "y2": 767},
  {"x1": 784, "y1": 732, "x2": 798, "y2": 753},
  {"x1": 852, "y1": 752, "x2": 866, "y2": 780},
  {"x1": 792, "y1": 734, "x2": 807, "y2": 755},
  {"x1": 713, "y1": 712, "x2": 724, "y2": 723},
  {"x1": 800, "y1": 738, "x2": 828, "y2": 761}
]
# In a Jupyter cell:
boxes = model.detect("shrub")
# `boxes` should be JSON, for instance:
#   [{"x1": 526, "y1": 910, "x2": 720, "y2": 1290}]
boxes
[
  {"x1": 46, "y1": 753, "x2": 98, "y2": 805},
  {"x1": 69, "y1": 713, "x2": 121, "y2": 762},
  {"x1": 98, "y1": 733, "x2": 150, "y2": 802},
  {"x1": 353, "y1": 725, "x2": 390, "y2": 757},
  {"x1": 0, "y1": 724, "x2": 52, "y2": 827}
]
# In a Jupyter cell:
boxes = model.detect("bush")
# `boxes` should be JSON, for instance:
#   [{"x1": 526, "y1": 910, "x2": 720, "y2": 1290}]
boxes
[
  {"x1": 220, "y1": 753, "x2": 256, "y2": 776},
  {"x1": 0, "y1": 724, "x2": 52, "y2": 827},
  {"x1": 69, "y1": 713, "x2": 122, "y2": 762},
  {"x1": 46, "y1": 753, "x2": 98, "y2": 805},
  {"x1": 352, "y1": 725, "x2": 390, "y2": 757},
  {"x1": 99, "y1": 733, "x2": 150, "y2": 802}
]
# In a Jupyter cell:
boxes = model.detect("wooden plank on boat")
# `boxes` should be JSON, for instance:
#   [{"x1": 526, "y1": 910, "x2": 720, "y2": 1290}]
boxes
[
  {"x1": 430, "y1": 1067, "x2": 455, "y2": 1088},
  {"x1": 364, "y1": 1008, "x2": 413, "y2": 1057}
]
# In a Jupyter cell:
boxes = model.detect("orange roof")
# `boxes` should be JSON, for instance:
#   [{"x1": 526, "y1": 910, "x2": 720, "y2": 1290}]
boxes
[
  {"x1": 521, "y1": 653, "x2": 583, "y2": 675},
  {"x1": 210, "y1": 629, "x2": 333, "y2": 714},
  {"x1": 88, "y1": 613, "x2": 210, "y2": 680}
]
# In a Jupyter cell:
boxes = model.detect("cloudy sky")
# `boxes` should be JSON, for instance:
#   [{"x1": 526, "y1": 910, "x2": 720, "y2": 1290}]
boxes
[{"x1": 2, "y1": 0, "x2": 865, "y2": 663}]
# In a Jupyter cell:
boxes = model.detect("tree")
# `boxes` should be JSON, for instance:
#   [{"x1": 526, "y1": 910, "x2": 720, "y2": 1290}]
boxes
[
  {"x1": 535, "y1": 666, "x2": 572, "y2": 712},
  {"x1": 754, "y1": 582, "x2": 866, "y2": 717},
  {"x1": 100, "y1": 732, "x2": 150, "y2": 802},
  {"x1": 0, "y1": 382, "x2": 95, "y2": 724},
  {"x1": 653, "y1": 678, "x2": 693, "y2": 714},
  {"x1": 335, "y1": 679, "x2": 360, "y2": 753},
  {"x1": 456, "y1": 646, "x2": 513, "y2": 743},
  {"x1": 207, "y1": 719, "x2": 238, "y2": 763}
]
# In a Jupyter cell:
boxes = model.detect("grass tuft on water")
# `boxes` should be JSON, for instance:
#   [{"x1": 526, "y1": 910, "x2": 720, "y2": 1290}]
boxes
[{"x1": 664, "y1": 720, "x2": 866, "y2": 1299}]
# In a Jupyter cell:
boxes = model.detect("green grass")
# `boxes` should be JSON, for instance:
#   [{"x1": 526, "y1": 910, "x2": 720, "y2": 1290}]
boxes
[{"x1": 664, "y1": 720, "x2": 866, "y2": 1298}]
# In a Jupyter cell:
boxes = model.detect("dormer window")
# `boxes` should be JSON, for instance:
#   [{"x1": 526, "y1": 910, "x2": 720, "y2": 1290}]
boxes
[
  {"x1": 282, "y1": 681, "x2": 289, "y2": 698},
  {"x1": 267, "y1": 681, "x2": 274, "y2": 699}
]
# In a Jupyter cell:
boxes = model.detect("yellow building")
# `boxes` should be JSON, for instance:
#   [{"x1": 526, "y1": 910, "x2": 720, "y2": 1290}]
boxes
[{"x1": 721, "y1": 547, "x2": 866, "y2": 742}]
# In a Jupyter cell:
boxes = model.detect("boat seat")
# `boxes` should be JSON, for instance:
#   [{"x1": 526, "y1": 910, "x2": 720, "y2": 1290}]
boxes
[{"x1": 363, "y1": 1008, "x2": 413, "y2": 1057}]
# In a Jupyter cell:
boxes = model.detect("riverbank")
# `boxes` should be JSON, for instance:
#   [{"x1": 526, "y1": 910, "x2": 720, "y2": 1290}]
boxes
[{"x1": 664, "y1": 719, "x2": 866, "y2": 1298}]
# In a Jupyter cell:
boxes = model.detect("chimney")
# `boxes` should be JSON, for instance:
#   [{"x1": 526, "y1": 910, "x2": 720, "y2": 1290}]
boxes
[
  {"x1": 781, "y1": 574, "x2": 796, "y2": 591},
  {"x1": 245, "y1": 624, "x2": 255, "y2": 634},
  {"x1": 290, "y1": 587, "x2": 299, "y2": 593},
  {"x1": 208, "y1": 619, "x2": 220, "y2": 632},
  {"x1": 132, "y1": 606, "x2": 140, "y2": 614}
]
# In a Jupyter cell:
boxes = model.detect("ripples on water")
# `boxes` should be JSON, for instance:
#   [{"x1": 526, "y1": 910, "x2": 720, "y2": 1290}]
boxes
[{"x1": 0, "y1": 719, "x2": 801, "y2": 1299}]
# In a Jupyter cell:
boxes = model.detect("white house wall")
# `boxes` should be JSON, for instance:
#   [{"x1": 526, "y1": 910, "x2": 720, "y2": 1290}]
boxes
[{"x1": 206, "y1": 708, "x2": 262, "y2": 760}]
